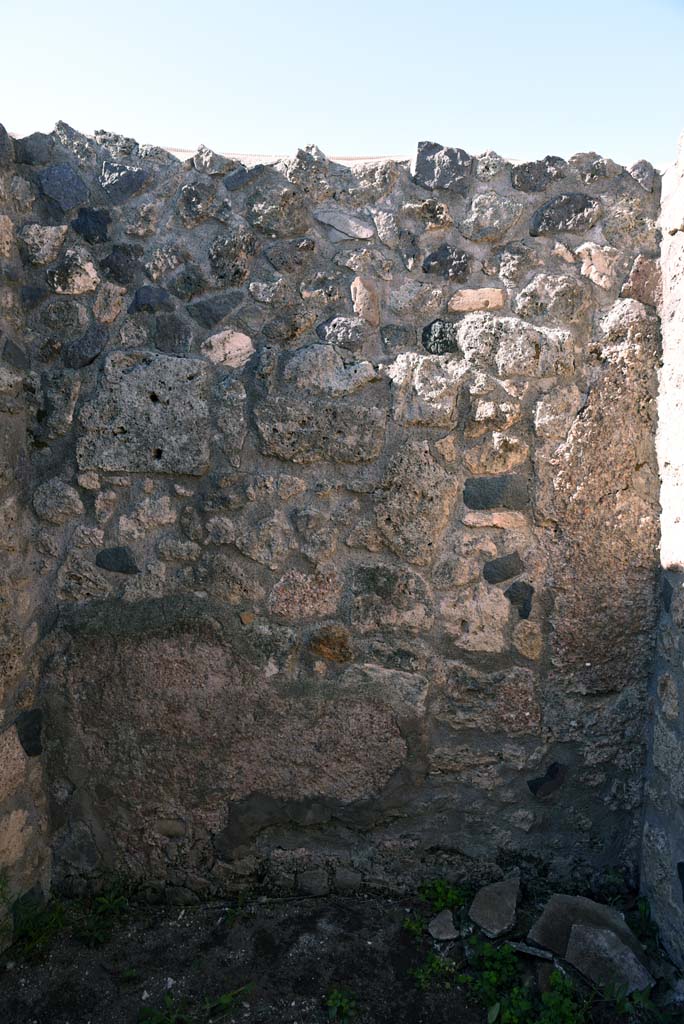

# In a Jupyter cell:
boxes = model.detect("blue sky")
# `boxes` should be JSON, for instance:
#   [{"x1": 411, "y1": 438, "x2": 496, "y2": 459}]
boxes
[{"x1": 2, "y1": 0, "x2": 683, "y2": 167}]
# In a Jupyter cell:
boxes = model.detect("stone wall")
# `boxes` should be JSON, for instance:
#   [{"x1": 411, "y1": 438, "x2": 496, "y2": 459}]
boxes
[
  {"x1": 641, "y1": 139, "x2": 684, "y2": 967},
  {"x1": 0, "y1": 122, "x2": 664, "y2": 916},
  {"x1": 0, "y1": 126, "x2": 51, "y2": 944}
]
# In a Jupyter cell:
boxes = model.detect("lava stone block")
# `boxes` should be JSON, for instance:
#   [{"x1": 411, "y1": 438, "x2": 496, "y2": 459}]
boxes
[
  {"x1": 464, "y1": 475, "x2": 529, "y2": 511},
  {"x1": 129, "y1": 286, "x2": 174, "y2": 314},
  {"x1": 505, "y1": 580, "x2": 534, "y2": 618},
  {"x1": 71, "y1": 207, "x2": 111, "y2": 243},
  {"x1": 96, "y1": 546, "x2": 140, "y2": 575},
  {"x1": 483, "y1": 551, "x2": 524, "y2": 584},
  {"x1": 63, "y1": 325, "x2": 108, "y2": 369},
  {"x1": 422, "y1": 244, "x2": 470, "y2": 281},
  {"x1": 530, "y1": 192, "x2": 601, "y2": 236},
  {"x1": 422, "y1": 319, "x2": 459, "y2": 355},
  {"x1": 528, "y1": 762, "x2": 568, "y2": 798},
  {"x1": 15, "y1": 709, "x2": 43, "y2": 756},
  {"x1": 38, "y1": 164, "x2": 89, "y2": 211}
]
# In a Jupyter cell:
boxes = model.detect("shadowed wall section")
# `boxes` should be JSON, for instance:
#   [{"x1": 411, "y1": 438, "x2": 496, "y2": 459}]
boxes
[{"x1": 641, "y1": 137, "x2": 684, "y2": 967}]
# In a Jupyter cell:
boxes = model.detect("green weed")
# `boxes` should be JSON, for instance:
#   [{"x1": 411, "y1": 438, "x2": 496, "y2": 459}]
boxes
[
  {"x1": 418, "y1": 878, "x2": 468, "y2": 912},
  {"x1": 121, "y1": 967, "x2": 142, "y2": 984},
  {"x1": 11, "y1": 894, "x2": 67, "y2": 960},
  {"x1": 402, "y1": 912, "x2": 426, "y2": 939},
  {"x1": 487, "y1": 985, "x2": 535, "y2": 1024},
  {"x1": 325, "y1": 987, "x2": 358, "y2": 1022},
  {"x1": 461, "y1": 938, "x2": 521, "y2": 1006},
  {"x1": 203, "y1": 983, "x2": 253, "y2": 1021},
  {"x1": 223, "y1": 892, "x2": 249, "y2": 929},
  {"x1": 412, "y1": 952, "x2": 460, "y2": 991},
  {"x1": 602, "y1": 982, "x2": 680, "y2": 1023},
  {"x1": 538, "y1": 971, "x2": 587, "y2": 1024},
  {"x1": 73, "y1": 878, "x2": 131, "y2": 947},
  {"x1": 626, "y1": 898, "x2": 661, "y2": 956},
  {"x1": 138, "y1": 993, "x2": 191, "y2": 1024}
]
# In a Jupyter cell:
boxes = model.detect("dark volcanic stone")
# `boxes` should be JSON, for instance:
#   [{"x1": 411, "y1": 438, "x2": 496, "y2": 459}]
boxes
[
  {"x1": 677, "y1": 863, "x2": 684, "y2": 903},
  {"x1": 16, "y1": 132, "x2": 54, "y2": 165},
  {"x1": 2, "y1": 338, "x2": 29, "y2": 370},
  {"x1": 352, "y1": 565, "x2": 400, "y2": 600},
  {"x1": 422, "y1": 244, "x2": 470, "y2": 281},
  {"x1": 208, "y1": 230, "x2": 256, "y2": 285},
  {"x1": 178, "y1": 181, "x2": 214, "y2": 223},
  {"x1": 381, "y1": 324, "x2": 416, "y2": 349},
  {"x1": 153, "y1": 313, "x2": 193, "y2": 355},
  {"x1": 662, "y1": 576, "x2": 673, "y2": 613},
  {"x1": 483, "y1": 551, "x2": 524, "y2": 584},
  {"x1": 422, "y1": 319, "x2": 459, "y2": 355},
  {"x1": 96, "y1": 546, "x2": 140, "y2": 575},
  {"x1": 168, "y1": 265, "x2": 208, "y2": 303},
  {"x1": 223, "y1": 165, "x2": 263, "y2": 191},
  {"x1": 186, "y1": 291, "x2": 243, "y2": 328},
  {"x1": 39, "y1": 298, "x2": 86, "y2": 338},
  {"x1": 100, "y1": 160, "x2": 148, "y2": 203},
  {"x1": 37, "y1": 164, "x2": 89, "y2": 212},
  {"x1": 316, "y1": 316, "x2": 368, "y2": 352},
  {"x1": 399, "y1": 230, "x2": 420, "y2": 267},
  {"x1": 528, "y1": 762, "x2": 568, "y2": 798},
  {"x1": 102, "y1": 244, "x2": 143, "y2": 286},
  {"x1": 223, "y1": 166, "x2": 250, "y2": 191},
  {"x1": 463, "y1": 474, "x2": 529, "y2": 511},
  {"x1": 265, "y1": 237, "x2": 315, "y2": 273},
  {"x1": 15, "y1": 708, "x2": 43, "y2": 756},
  {"x1": 412, "y1": 141, "x2": 472, "y2": 193},
  {"x1": 0, "y1": 123, "x2": 15, "y2": 165},
  {"x1": 63, "y1": 325, "x2": 108, "y2": 369},
  {"x1": 20, "y1": 285, "x2": 47, "y2": 308},
  {"x1": 129, "y1": 286, "x2": 174, "y2": 314},
  {"x1": 511, "y1": 156, "x2": 566, "y2": 193},
  {"x1": 505, "y1": 580, "x2": 534, "y2": 619},
  {"x1": 530, "y1": 192, "x2": 602, "y2": 236},
  {"x1": 527, "y1": 895, "x2": 653, "y2": 985},
  {"x1": 71, "y1": 207, "x2": 111, "y2": 244}
]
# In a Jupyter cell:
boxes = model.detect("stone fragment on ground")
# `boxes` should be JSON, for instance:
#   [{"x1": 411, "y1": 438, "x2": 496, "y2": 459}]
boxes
[
  {"x1": 428, "y1": 908, "x2": 458, "y2": 940},
  {"x1": 469, "y1": 876, "x2": 519, "y2": 937},
  {"x1": 565, "y1": 922, "x2": 655, "y2": 994},
  {"x1": 528, "y1": 894, "x2": 654, "y2": 992},
  {"x1": 508, "y1": 941, "x2": 553, "y2": 960}
]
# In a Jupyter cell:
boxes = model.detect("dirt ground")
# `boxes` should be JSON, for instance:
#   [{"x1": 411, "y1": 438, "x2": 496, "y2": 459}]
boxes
[
  {"x1": 0, "y1": 886, "x2": 680, "y2": 1024},
  {"x1": 0, "y1": 893, "x2": 482, "y2": 1024}
]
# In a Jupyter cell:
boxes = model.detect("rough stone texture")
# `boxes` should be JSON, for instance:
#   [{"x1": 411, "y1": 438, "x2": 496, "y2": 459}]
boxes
[
  {"x1": 528, "y1": 894, "x2": 654, "y2": 993},
  {"x1": 641, "y1": 137, "x2": 684, "y2": 969},
  {"x1": 428, "y1": 909, "x2": 458, "y2": 940},
  {"x1": 77, "y1": 352, "x2": 211, "y2": 475},
  {"x1": 0, "y1": 128, "x2": 53, "y2": 941},
  {"x1": 448, "y1": 287, "x2": 505, "y2": 313},
  {"x1": 469, "y1": 876, "x2": 519, "y2": 937},
  {"x1": 565, "y1": 923, "x2": 655, "y2": 994},
  {"x1": 0, "y1": 122, "x2": 670, "y2": 923}
]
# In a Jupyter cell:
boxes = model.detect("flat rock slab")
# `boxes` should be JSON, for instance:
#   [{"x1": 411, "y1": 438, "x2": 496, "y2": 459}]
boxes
[
  {"x1": 469, "y1": 877, "x2": 519, "y2": 937},
  {"x1": 255, "y1": 396, "x2": 386, "y2": 465},
  {"x1": 508, "y1": 941, "x2": 553, "y2": 961},
  {"x1": 566, "y1": 922, "x2": 655, "y2": 994},
  {"x1": 313, "y1": 206, "x2": 374, "y2": 240},
  {"x1": 428, "y1": 909, "x2": 458, "y2": 941},
  {"x1": 77, "y1": 352, "x2": 210, "y2": 475},
  {"x1": 527, "y1": 894, "x2": 648, "y2": 964}
]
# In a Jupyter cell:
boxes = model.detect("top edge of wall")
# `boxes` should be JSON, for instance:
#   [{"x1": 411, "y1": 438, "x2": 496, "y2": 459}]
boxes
[{"x1": 4, "y1": 124, "x2": 671, "y2": 173}]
